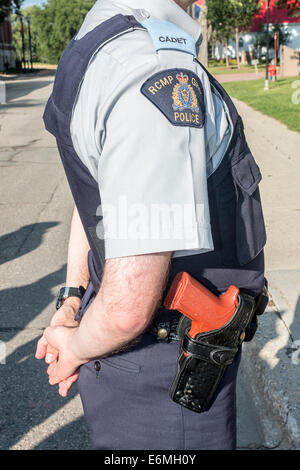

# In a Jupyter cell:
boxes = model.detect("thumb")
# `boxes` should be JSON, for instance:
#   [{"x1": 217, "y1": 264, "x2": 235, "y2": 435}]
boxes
[
  {"x1": 44, "y1": 326, "x2": 64, "y2": 351},
  {"x1": 45, "y1": 344, "x2": 59, "y2": 364}
]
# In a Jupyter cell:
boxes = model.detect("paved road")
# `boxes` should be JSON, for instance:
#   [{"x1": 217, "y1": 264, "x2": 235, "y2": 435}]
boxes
[
  {"x1": 0, "y1": 73, "x2": 268, "y2": 450},
  {"x1": 0, "y1": 73, "x2": 90, "y2": 450}
]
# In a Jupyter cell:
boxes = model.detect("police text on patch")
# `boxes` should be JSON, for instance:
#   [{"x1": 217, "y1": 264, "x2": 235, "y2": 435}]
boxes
[{"x1": 141, "y1": 69, "x2": 205, "y2": 128}]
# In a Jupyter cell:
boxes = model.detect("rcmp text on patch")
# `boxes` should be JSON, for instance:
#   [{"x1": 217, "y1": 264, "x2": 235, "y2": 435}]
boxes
[{"x1": 141, "y1": 69, "x2": 205, "y2": 128}]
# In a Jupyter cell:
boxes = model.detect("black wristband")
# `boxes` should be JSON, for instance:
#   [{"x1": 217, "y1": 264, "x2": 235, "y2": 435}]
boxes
[{"x1": 56, "y1": 286, "x2": 86, "y2": 310}]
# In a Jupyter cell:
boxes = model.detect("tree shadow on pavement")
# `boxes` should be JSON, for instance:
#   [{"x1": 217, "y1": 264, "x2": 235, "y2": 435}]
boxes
[
  {"x1": 0, "y1": 264, "x2": 91, "y2": 450},
  {"x1": 0, "y1": 334, "x2": 90, "y2": 450},
  {"x1": 242, "y1": 291, "x2": 300, "y2": 449},
  {"x1": 289, "y1": 295, "x2": 300, "y2": 348},
  {"x1": 0, "y1": 222, "x2": 59, "y2": 266},
  {"x1": 33, "y1": 417, "x2": 91, "y2": 450},
  {"x1": 1, "y1": 102, "x2": 51, "y2": 109},
  {"x1": 0, "y1": 265, "x2": 66, "y2": 333},
  {"x1": 5, "y1": 79, "x2": 54, "y2": 103},
  {"x1": 0, "y1": 71, "x2": 56, "y2": 82}
]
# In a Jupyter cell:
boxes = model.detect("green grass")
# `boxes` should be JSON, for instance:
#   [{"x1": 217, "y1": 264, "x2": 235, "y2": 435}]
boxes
[
  {"x1": 208, "y1": 64, "x2": 265, "y2": 75},
  {"x1": 223, "y1": 77, "x2": 300, "y2": 133}
]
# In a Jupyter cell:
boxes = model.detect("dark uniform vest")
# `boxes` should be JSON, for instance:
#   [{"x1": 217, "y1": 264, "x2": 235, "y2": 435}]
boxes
[{"x1": 43, "y1": 14, "x2": 266, "y2": 300}]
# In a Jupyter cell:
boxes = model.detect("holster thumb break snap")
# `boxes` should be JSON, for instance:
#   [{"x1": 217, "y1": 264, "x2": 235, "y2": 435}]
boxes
[{"x1": 164, "y1": 273, "x2": 258, "y2": 414}]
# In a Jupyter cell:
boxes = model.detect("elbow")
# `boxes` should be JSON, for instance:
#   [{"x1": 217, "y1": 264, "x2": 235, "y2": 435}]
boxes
[{"x1": 113, "y1": 310, "x2": 152, "y2": 337}]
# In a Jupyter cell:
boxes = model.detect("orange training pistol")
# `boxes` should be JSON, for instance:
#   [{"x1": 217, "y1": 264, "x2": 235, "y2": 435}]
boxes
[
  {"x1": 164, "y1": 272, "x2": 240, "y2": 338},
  {"x1": 164, "y1": 272, "x2": 256, "y2": 413}
]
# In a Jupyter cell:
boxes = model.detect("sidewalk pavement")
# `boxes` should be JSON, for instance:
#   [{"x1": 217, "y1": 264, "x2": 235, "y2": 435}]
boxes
[
  {"x1": 216, "y1": 71, "x2": 265, "y2": 83},
  {"x1": 233, "y1": 98, "x2": 300, "y2": 449}
]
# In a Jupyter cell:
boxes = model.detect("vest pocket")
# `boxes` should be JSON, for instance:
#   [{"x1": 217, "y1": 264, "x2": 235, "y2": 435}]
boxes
[{"x1": 231, "y1": 148, "x2": 267, "y2": 266}]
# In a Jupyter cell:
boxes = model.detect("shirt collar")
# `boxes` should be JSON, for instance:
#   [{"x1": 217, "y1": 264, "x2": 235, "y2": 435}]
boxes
[{"x1": 95, "y1": 0, "x2": 202, "y2": 42}]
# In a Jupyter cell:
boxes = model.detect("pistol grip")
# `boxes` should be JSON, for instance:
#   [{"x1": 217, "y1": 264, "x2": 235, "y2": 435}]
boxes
[{"x1": 164, "y1": 272, "x2": 240, "y2": 337}]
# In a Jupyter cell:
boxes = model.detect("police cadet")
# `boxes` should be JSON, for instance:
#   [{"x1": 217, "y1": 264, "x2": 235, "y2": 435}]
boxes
[{"x1": 35, "y1": 0, "x2": 267, "y2": 450}]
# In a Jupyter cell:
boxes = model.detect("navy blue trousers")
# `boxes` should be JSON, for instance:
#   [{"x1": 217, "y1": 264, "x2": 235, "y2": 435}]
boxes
[{"x1": 77, "y1": 290, "x2": 241, "y2": 450}]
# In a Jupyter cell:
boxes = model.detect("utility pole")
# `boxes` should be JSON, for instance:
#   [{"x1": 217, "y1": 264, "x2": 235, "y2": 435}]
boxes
[
  {"x1": 0, "y1": 16, "x2": 5, "y2": 72},
  {"x1": 26, "y1": 15, "x2": 33, "y2": 72},
  {"x1": 264, "y1": 0, "x2": 270, "y2": 91},
  {"x1": 274, "y1": 30, "x2": 279, "y2": 69},
  {"x1": 20, "y1": 14, "x2": 26, "y2": 73},
  {"x1": 236, "y1": 28, "x2": 240, "y2": 69}
]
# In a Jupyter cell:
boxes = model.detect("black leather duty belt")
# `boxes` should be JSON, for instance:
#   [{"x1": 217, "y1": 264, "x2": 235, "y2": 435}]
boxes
[{"x1": 149, "y1": 318, "x2": 180, "y2": 342}]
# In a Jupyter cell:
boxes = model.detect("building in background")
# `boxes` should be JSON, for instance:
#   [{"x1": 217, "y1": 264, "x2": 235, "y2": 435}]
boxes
[
  {"x1": 0, "y1": 10, "x2": 15, "y2": 71},
  {"x1": 192, "y1": 0, "x2": 300, "y2": 61}
]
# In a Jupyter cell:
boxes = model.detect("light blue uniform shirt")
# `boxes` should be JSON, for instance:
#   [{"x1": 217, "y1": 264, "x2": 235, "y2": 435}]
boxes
[{"x1": 71, "y1": 0, "x2": 232, "y2": 260}]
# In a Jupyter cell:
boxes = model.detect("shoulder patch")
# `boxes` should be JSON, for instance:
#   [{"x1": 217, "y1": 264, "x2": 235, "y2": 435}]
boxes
[
  {"x1": 141, "y1": 69, "x2": 205, "y2": 128},
  {"x1": 141, "y1": 19, "x2": 196, "y2": 57}
]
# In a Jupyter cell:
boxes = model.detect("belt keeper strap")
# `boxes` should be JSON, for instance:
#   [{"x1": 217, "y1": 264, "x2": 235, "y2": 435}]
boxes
[{"x1": 182, "y1": 335, "x2": 238, "y2": 366}]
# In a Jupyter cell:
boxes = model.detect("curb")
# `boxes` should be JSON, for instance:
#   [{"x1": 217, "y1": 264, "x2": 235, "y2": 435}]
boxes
[{"x1": 242, "y1": 277, "x2": 300, "y2": 449}]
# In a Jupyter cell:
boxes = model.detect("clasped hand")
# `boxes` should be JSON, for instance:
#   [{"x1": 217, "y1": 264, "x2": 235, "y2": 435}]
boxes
[{"x1": 35, "y1": 301, "x2": 84, "y2": 397}]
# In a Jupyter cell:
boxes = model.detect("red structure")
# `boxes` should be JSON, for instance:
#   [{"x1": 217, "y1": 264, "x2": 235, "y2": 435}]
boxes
[
  {"x1": 251, "y1": 0, "x2": 300, "y2": 31},
  {"x1": 195, "y1": 0, "x2": 300, "y2": 30},
  {"x1": 0, "y1": 10, "x2": 15, "y2": 71},
  {"x1": 194, "y1": 0, "x2": 300, "y2": 55}
]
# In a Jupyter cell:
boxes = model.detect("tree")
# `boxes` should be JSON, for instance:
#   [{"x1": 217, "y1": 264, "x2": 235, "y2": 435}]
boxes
[
  {"x1": 230, "y1": 0, "x2": 261, "y2": 69},
  {"x1": 35, "y1": 0, "x2": 95, "y2": 63},
  {"x1": 11, "y1": 0, "x2": 95, "y2": 64},
  {"x1": 276, "y1": 0, "x2": 300, "y2": 17},
  {"x1": 206, "y1": 0, "x2": 260, "y2": 67},
  {"x1": 206, "y1": 0, "x2": 236, "y2": 67},
  {"x1": 255, "y1": 22, "x2": 290, "y2": 55},
  {"x1": 0, "y1": 0, "x2": 23, "y2": 24},
  {"x1": 11, "y1": 6, "x2": 40, "y2": 63}
]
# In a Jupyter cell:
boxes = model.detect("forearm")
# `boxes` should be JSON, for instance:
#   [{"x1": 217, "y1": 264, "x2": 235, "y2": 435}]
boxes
[
  {"x1": 63, "y1": 206, "x2": 90, "y2": 311},
  {"x1": 69, "y1": 253, "x2": 171, "y2": 362},
  {"x1": 66, "y1": 206, "x2": 90, "y2": 287},
  {"x1": 37, "y1": 208, "x2": 91, "y2": 368}
]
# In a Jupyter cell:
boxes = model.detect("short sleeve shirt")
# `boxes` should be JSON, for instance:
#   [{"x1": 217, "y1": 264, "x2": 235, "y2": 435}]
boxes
[{"x1": 70, "y1": 2, "x2": 232, "y2": 260}]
